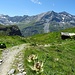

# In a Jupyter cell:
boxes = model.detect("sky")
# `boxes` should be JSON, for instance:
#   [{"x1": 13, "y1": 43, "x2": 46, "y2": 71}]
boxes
[{"x1": 0, "y1": 0, "x2": 75, "y2": 16}]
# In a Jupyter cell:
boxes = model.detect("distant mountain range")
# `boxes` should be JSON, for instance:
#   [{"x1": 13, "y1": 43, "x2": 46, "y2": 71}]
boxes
[{"x1": 0, "y1": 11, "x2": 75, "y2": 36}]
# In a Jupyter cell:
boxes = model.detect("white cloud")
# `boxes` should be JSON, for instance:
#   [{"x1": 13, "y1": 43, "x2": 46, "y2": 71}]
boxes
[{"x1": 31, "y1": 0, "x2": 42, "y2": 5}]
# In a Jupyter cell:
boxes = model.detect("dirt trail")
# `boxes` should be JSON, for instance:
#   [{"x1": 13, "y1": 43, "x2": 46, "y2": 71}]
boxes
[{"x1": 0, "y1": 44, "x2": 27, "y2": 75}]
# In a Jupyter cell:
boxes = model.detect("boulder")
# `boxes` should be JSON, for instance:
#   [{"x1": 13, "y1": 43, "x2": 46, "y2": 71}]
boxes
[
  {"x1": 61, "y1": 32, "x2": 75, "y2": 40},
  {"x1": 0, "y1": 43, "x2": 6, "y2": 48}
]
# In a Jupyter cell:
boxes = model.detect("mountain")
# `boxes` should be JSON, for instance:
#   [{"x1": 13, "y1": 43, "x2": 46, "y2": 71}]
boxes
[
  {"x1": 21, "y1": 11, "x2": 75, "y2": 36},
  {"x1": 0, "y1": 24, "x2": 22, "y2": 36},
  {"x1": 0, "y1": 11, "x2": 75, "y2": 36}
]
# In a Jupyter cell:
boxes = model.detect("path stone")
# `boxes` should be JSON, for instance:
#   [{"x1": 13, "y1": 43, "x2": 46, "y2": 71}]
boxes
[
  {"x1": 0, "y1": 59, "x2": 2, "y2": 65},
  {"x1": 8, "y1": 69, "x2": 16, "y2": 75},
  {"x1": 23, "y1": 72, "x2": 26, "y2": 75},
  {"x1": 16, "y1": 73, "x2": 23, "y2": 75},
  {"x1": 0, "y1": 59, "x2": 2, "y2": 63},
  {"x1": 0, "y1": 44, "x2": 27, "y2": 75},
  {"x1": 16, "y1": 72, "x2": 26, "y2": 75}
]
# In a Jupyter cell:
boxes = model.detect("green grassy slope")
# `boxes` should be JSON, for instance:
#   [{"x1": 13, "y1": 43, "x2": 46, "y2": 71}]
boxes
[
  {"x1": 0, "y1": 35, "x2": 27, "y2": 47},
  {"x1": 0, "y1": 27, "x2": 75, "y2": 74},
  {"x1": 17, "y1": 20, "x2": 36, "y2": 30},
  {"x1": 25, "y1": 27, "x2": 75, "y2": 44},
  {"x1": 23, "y1": 27, "x2": 75, "y2": 75},
  {"x1": 0, "y1": 35, "x2": 27, "y2": 57}
]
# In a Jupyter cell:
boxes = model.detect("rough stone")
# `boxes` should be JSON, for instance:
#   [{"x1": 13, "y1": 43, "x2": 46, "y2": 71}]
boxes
[
  {"x1": 0, "y1": 63, "x2": 2, "y2": 65},
  {"x1": 0, "y1": 59, "x2": 2, "y2": 64},
  {"x1": 18, "y1": 68, "x2": 24, "y2": 72},
  {"x1": 18, "y1": 64, "x2": 23, "y2": 67},
  {"x1": 20, "y1": 68, "x2": 25, "y2": 72},
  {"x1": 16, "y1": 72, "x2": 26, "y2": 75},
  {"x1": 23, "y1": 72, "x2": 26, "y2": 75},
  {"x1": 0, "y1": 59, "x2": 2, "y2": 63},
  {"x1": 8, "y1": 69, "x2": 16, "y2": 75},
  {"x1": 16, "y1": 73, "x2": 23, "y2": 75}
]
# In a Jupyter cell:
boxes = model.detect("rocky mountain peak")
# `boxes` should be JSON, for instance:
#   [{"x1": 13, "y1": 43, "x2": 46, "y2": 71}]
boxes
[{"x1": 0, "y1": 11, "x2": 75, "y2": 37}]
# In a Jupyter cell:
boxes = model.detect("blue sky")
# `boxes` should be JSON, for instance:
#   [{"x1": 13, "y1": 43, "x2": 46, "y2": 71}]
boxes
[{"x1": 0, "y1": 0, "x2": 75, "y2": 16}]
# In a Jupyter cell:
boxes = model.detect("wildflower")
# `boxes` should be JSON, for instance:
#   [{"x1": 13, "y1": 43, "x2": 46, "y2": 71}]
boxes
[
  {"x1": 27, "y1": 54, "x2": 37, "y2": 62},
  {"x1": 30, "y1": 61, "x2": 43, "y2": 73},
  {"x1": 34, "y1": 61, "x2": 43, "y2": 72},
  {"x1": 54, "y1": 58, "x2": 59, "y2": 61}
]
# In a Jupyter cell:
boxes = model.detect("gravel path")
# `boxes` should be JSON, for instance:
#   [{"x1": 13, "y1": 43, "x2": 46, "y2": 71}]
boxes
[{"x1": 0, "y1": 44, "x2": 26, "y2": 75}]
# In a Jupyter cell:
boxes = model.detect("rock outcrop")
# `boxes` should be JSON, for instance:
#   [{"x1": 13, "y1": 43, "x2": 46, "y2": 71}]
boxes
[{"x1": 0, "y1": 25, "x2": 22, "y2": 36}]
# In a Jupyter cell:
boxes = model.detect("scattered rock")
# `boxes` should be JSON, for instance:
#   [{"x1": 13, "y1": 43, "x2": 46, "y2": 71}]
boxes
[
  {"x1": 17, "y1": 63, "x2": 24, "y2": 73},
  {"x1": 18, "y1": 68, "x2": 24, "y2": 73},
  {"x1": 0, "y1": 63, "x2": 2, "y2": 65},
  {"x1": 18, "y1": 63, "x2": 23, "y2": 67},
  {"x1": 8, "y1": 69, "x2": 16, "y2": 75},
  {"x1": 0, "y1": 59, "x2": 2, "y2": 62},
  {"x1": 23, "y1": 72, "x2": 26, "y2": 75},
  {"x1": 20, "y1": 68, "x2": 25, "y2": 72},
  {"x1": 16, "y1": 72, "x2": 26, "y2": 75},
  {"x1": 16, "y1": 73, "x2": 23, "y2": 75},
  {"x1": 0, "y1": 59, "x2": 3, "y2": 64}
]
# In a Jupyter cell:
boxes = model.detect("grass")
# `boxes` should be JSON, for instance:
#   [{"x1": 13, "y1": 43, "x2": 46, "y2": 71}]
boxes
[
  {"x1": 0, "y1": 27, "x2": 75, "y2": 74},
  {"x1": 26, "y1": 27, "x2": 75, "y2": 45},
  {"x1": 0, "y1": 35, "x2": 27, "y2": 57},
  {"x1": 0, "y1": 35, "x2": 27, "y2": 47},
  {"x1": 26, "y1": 32, "x2": 61, "y2": 44},
  {"x1": 23, "y1": 27, "x2": 75, "y2": 75},
  {"x1": 23, "y1": 39, "x2": 75, "y2": 75}
]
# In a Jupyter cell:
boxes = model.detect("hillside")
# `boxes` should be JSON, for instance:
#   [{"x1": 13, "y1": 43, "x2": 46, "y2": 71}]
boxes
[
  {"x1": 0, "y1": 27, "x2": 75, "y2": 75},
  {"x1": 23, "y1": 27, "x2": 75, "y2": 75},
  {"x1": 21, "y1": 11, "x2": 75, "y2": 36},
  {"x1": 0, "y1": 35, "x2": 27, "y2": 57},
  {"x1": 0, "y1": 11, "x2": 75, "y2": 36}
]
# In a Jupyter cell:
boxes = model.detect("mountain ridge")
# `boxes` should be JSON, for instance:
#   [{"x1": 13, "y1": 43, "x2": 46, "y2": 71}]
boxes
[
  {"x1": 0, "y1": 11, "x2": 75, "y2": 25},
  {"x1": 0, "y1": 11, "x2": 75, "y2": 36}
]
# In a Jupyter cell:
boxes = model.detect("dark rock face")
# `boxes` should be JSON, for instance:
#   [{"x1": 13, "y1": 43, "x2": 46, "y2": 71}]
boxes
[
  {"x1": 8, "y1": 25, "x2": 22, "y2": 36},
  {"x1": 0, "y1": 25, "x2": 22, "y2": 36}
]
